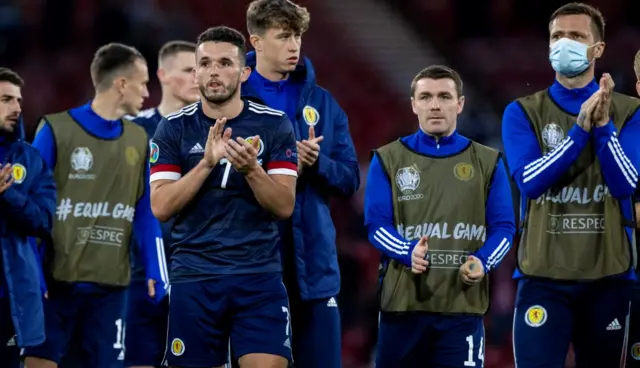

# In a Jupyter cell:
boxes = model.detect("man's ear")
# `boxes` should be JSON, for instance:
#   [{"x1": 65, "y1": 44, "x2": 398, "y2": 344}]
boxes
[
  {"x1": 240, "y1": 66, "x2": 251, "y2": 83},
  {"x1": 157, "y1": 68, "x2": 166, "y2": 84},
  {"x1": 250, "y1": 34, "x2": 263, "y2": 52},
  {"x1": 593, "y1": 41, "x2": 605, "y2": 60},
  {"x1": 114, "y1": 77, "x2": 127, "y2": 95},
  {"x1": 457, "y1": 95, "x2": 465, "y2": 115}
]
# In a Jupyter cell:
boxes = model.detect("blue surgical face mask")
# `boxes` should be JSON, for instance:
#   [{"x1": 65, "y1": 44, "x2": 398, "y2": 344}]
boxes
[{"x1": 549, "y1": 38, "x2": 594, "y2": 77}]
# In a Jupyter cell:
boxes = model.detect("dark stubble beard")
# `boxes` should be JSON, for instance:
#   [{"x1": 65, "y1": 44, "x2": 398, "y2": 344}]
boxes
[
  {"x1": 199, "y1": 75, "x2": 241, "y2": 105},
  {"x1": 0, "y1": 118, "x2": 16, "y2": 134}
]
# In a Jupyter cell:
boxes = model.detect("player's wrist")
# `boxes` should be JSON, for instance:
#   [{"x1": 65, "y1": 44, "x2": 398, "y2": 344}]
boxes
[
  {"x1": 198, "y1": 158, "x2": 216, "y2": 170},
  {"x1": 244, "y1": 164, "x2": 264, "y2": 178},
  {"x1": 305, "y1": 158, "x2": 320, "y2": 173},
  {"x1": 575, "y1": 121, "x2": 590, "y2": 133},
  {"x1": 403, "y1": 240, "x2": 420, "y2": 267}
]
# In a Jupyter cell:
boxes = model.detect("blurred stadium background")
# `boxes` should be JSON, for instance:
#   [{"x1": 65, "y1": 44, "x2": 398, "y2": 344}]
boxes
[{"x1": 3, "y1": 0, "x2": 640, "y2": 367}]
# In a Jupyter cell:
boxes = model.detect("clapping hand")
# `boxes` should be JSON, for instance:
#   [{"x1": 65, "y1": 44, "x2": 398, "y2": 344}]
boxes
[
  {"x1": 225, "y1": 136, "x2": 261, "y2": 173},
  {"x1": 577, "y1": 90, "x2": 600, "y2": 133},
  {"x1": 203, "y1": 118, "x2": 232, "y2": 168},
  {"x1": 296, "y1": 126, "x2": 324, "y2": 173},
  {"x1": 591, "y1": 73, "x2": 614, "y2": 127},
  {"x1": 411, "y1": 236, "x2": 430, "y2": 274},
  {"x1": 459, "y1": 255, "x2": 485, "y2": 285}
]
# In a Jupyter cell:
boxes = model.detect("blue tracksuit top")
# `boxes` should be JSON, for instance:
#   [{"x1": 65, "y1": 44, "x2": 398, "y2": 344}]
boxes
[
  {"x1": 364, "y1": 130, "x2": 516, "y2": 273},
  {"x1": 502, "y1": 80, "x2": 640, "y2": 280}
]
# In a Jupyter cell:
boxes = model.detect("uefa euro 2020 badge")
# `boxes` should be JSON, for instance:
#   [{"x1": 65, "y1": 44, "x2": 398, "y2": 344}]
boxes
[
  {"x1": 150, "y1": 140, "x2": 160, "y2": 164},
  {"x1": 542, "y1": 123, "x2": 564, "y2": 150}
]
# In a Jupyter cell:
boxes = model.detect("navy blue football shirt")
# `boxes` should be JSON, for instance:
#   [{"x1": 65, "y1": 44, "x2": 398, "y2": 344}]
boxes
[{"x1": 150, "y1": 99, "x2": 298, "y2": 282}]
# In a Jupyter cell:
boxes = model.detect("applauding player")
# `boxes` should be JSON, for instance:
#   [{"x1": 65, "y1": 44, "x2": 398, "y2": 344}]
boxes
[
  {"x1": 365, "y1": 65, "x2": 515, "y2": 367},
  {"x1": 150, "y1": 27, "x2": 297, "y2": 368},
  {"x1": 503, "y1": 4, "x2": 640, "y2": 367},
  {"x1": 243, "y1": 2, "x2": 360, "y2": 366}
]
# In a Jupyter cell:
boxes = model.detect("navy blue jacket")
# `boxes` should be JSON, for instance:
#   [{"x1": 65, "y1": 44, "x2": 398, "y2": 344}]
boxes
[
  {"x1": 243, "y1": 52, "x2": 360, "y2": 300},
  {"x1": 0, "y1": 118, "x2": 56, "y2": 347}
]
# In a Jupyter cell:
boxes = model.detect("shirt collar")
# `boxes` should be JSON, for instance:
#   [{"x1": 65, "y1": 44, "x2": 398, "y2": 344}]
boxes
[
  {"x1": 197, "y1": 99, "x2": 250, "y2": 122},
  {"x1": 249, "y1": 70, "x2": 289, "y2": 92},
  {"x1": 549, "y1": 78, "x2": 599, "y2": 100},
  {"x1": 418, "y1": 128, "x2": 460, "y2": 147},
  {"x1": 82, "y1": 101, "x2": 122, "y2": 129}
]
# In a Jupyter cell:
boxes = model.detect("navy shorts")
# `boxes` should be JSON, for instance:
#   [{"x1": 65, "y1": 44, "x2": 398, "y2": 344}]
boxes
[
  {"x1": 375, "y1": 312, "x2": 484, "y2": 368},
  {"x1": 626, "y1": 280, "x2": 640, "y2": 366},
  {"x1": 0, "y1": 297, "x2": 20, "y2": 368},
  {"x1": 514, "y1": 277, "x2": 631, "y2": 368},
  {"x1": 124, "y1": 279, "x2": 169, "y2": 367},
  {"x1": 23, "y1": 284, "x2": 126, "y2": 368},
  {"x1": 164, "y1": 273, "x2": 292, "y2": 368},
  {"x1": 288, "y1": 295, "x2": 341, "y2": 368}
]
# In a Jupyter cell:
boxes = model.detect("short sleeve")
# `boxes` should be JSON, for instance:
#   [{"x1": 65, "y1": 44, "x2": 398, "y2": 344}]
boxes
[
  {"x1": 265, "y1": 116, "x2": 298, "y2": 177},
  {"x1": 150, "y1": 118, "x2": 182, "y2": 183}
]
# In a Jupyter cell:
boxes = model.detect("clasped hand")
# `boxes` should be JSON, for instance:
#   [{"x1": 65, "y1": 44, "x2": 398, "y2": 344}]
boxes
[
  {"x1": 226, "y1": 136, "x2": 261, "y2": 173},
  {"x1": 203, "y1": 117, "x2": 261, "y2": 173},
  {"x1": 577, "y1": 73, "x2": 615, "y2": 132}
]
